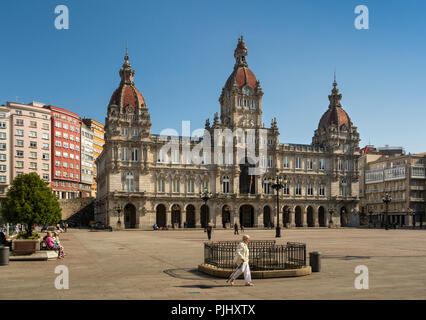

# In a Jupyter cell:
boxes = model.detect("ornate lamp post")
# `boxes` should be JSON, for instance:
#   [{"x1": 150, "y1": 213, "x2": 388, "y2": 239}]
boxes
[
  {"x1": 328, "y1": 208, "x2": 335, "y2": 228},
  {"x1": 269, "y1": 175, "x2": 286, "y2": 238},
  {"x1": 382, "y1": 193, "x2": 392, "y2": 230},
  {"x1": 368, "y1": 208, "x2": 374, "y2": 228},
  {"x1": 199, "y1": 187, "x2": 213, "y2": 227}
]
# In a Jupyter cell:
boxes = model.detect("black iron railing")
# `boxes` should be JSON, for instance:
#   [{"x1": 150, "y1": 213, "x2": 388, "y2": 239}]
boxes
[{"x1": 204, "y1": 240, "x2": 306, "y2": 270}]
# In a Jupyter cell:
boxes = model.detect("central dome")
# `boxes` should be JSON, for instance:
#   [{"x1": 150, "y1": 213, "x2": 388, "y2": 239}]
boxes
[
  {"x1": 109, "y1": 50, "x2": 146, "y2": 114},
  {"x1": 224, "y1": 36, "x2": 259, "y2": 91}
]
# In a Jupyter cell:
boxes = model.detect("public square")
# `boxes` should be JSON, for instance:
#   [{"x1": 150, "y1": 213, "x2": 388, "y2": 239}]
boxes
[{"x1": 0, "y1": 227, "x2": 425, "y2": 300}]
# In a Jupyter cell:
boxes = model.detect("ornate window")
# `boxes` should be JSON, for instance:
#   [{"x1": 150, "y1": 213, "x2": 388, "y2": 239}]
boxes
[
  {"x1": 295, "y1": 157, "x2": 301, "y2": 169},
  {"x1": 158, "y1": 149, "x2": 165, "y2": 163},
  {"x1": 263, "y1": 178, "x2": 271, "y2": 195},
  {"x1": 158, "y1": 179, "x2": 165, "y2": 193},
  {"x1": 307, "y1": 159, "x2": 313, "y2": 170},
  {"x1": 319, "y1": 159, "x2": 325, "y2": 170},
  {"x1": 222, "y1": 176, "x2": 230, "y2": 193},
  {"x1": 268, "y1": 156, "x2": 273, "y2": 168},
  {"x1": 173, "y1": 179, "x2": 180, "y2": 193},
  {"x1": 295, "y1": 184, "x2": 302, "y2": 195},
  {"x1": 319, "y1": 185, "x2": 325, "y2": 196},
  {"x1": 202, "y1": 180, "x2": 209, "y2": 192},
  {"x1": 126, "y1": 172, "x2": 134, "y2": 192},
  {"x1": 187, "y1": 180, "x2": 194, "y2": 193},
  {"x1": 283, "y1": 156, "x2": 289, "y2": 168},
  {"x1": 131, "y1": 148, "x2": 138, "y2": 162},
  {"x1": 121, "y1": 147, "x2": 128, "y2": 161},
  {"x1": 283, "y1": 183, "x2": 290, "y2": 195}
]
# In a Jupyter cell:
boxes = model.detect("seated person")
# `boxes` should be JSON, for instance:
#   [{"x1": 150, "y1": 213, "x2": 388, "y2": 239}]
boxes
[
  {"x1": 0, "y1": 231, "x2": 11, "y2": 248},
  {"x1": 45, "y1": 231, "x2": 65, "y2": 259}
]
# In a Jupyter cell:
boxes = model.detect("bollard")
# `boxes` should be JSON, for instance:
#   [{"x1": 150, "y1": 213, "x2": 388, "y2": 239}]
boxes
[
  {"x1": 0, "y1": 245, "x2": 10, "y2": 266},
  {"x1": 309, "y1": 251, "x2": 321, "y2": 272}
]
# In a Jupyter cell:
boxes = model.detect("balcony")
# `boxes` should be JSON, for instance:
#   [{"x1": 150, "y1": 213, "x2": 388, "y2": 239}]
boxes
[
  {"x1": 410, "y1": 197, "x2": 424, "y2": 202},
  {"x1": 409, "y1": 185, "x2": 424, "y2": 191}
]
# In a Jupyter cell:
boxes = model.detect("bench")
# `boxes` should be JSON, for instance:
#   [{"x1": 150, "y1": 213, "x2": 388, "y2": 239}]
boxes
[{"x1": 12, "y1": 239, "x2": 41, "y2": 255}]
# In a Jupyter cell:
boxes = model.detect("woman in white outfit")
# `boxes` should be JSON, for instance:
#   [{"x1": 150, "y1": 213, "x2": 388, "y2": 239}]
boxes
[{"x1": 229, "y1": 234, "x2": 254, "y2": 286}]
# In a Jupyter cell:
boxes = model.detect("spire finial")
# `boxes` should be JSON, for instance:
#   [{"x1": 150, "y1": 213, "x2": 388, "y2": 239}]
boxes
[
  {"x1": 328, "y1": 71, "x2": 342, "y2": 108},
  {"x1": 124, "y1": 40, "x2": 130, "y2": 63}
]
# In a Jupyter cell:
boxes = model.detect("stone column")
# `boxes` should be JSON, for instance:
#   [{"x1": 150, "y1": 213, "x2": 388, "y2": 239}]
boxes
[
  {"x1": 230, "y1": 207, "x2": 235, "y2": 226},
  {"x1": 313, "y1": 207, "x2": 319, "y2": 227},
  {"x1": 253, "y1": 207, "x2": 261, "y2": 228},
  {"x1": 211, "y1": 203, "x2": 217, "y2": 228},
  {"x1": 301, "y1": 207, "x2": 307, "y2": 227},
  {"x1": 195, "y1": 206, "x2": 201, "y2": 228},
  {"x1": 289, "y1": 209, "x2": 296, "y2": 228},
  {"x1": 166, "y1": 208, "x2": 171, "y2": 228}
]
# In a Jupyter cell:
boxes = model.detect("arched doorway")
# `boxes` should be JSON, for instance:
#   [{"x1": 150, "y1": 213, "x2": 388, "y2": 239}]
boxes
[
  {"x1": 240, "y1": 204, "x2": 254, "y2": 227},
  {"x1": 340, "y1": 207, "x2": 348, "y2": 227},
  {"x1": 318, "y1": 206, "x2": 326, "y2": 227},
  {"x1": 201, "y1": 204, "x2": 209, "y2": 228},
  {"x1": 171, "y1": 204, "x2": 181, "y2": 228},
  {"x1": 283, "y1": 206, "x2": 291, "y2": 227},
  {"x1": 239, "y1": 158, "x2": 255, "y2": 194},
  {"x1": 124, "y1": 203, "x2": 137, "y2": 229},
  {"x1": 295, "y1": 206, "x2": 302, "y2": 227},
  {"x1": 156, "y1": 204, "x2": 166, "y2": 227},
  {"x1": 222, "y1": 205, "x2": 231, "y2": 228},
  {"x1": 263, "y1": 206, "x2": 271, "y2": 228},
  {"x1": 186, "y1": 205, "x2": 195, "y2": 228},
  {"x1": 307, "y1": 206, "x2": 314, "y2": 227}
]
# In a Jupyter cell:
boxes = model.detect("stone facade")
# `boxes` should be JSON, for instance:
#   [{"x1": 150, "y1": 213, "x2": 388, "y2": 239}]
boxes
[{"x1": 96, "y1": 38, "x2": 361, "y2": 230}]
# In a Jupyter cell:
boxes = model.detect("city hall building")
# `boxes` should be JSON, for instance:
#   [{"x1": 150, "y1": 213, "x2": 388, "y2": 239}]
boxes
[{"x1": 95, "y1": 37, "x2": 361, "y2": 230}]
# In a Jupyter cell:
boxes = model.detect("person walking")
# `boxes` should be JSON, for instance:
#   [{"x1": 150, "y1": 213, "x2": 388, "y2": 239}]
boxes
[
  {"x1": 227, "y1": 235, "x2": 253, "y2": 286},
  {"x1": 234, "y1": 222, "x2": 239, "y2": 235},
  {"x1": 240, "y1": 222, "x2": 245, "y2": 233},
  {"x1": 206, "y1": 222, "x2": 213, "y2": 240}
]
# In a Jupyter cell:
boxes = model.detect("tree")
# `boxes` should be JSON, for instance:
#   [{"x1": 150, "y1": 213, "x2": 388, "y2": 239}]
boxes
[{"x1": 1, "y1": 173, "x2": 61, "y2": 237}]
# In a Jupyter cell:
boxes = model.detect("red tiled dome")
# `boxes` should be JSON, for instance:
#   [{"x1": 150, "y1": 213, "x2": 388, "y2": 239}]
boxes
[
  {"x1": 109, "y1": 85, "x2": 145, "y2": 113},
  {"x1": 225, "y1": 67, "x2": 257, "y2": 90},
  {"x1": 109, "y1": 51, "x2": 146, "y2": 113},
  {"x1": 319, "y1": 106, "x2": 350, "y2": 129}
]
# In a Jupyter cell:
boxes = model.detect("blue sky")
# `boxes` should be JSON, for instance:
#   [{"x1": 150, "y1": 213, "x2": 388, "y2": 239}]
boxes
[{"x1": 1, "y1": 0, "x2": 425, "y2": 153}]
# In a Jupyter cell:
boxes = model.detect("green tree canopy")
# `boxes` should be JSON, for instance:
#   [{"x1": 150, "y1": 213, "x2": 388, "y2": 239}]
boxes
[{"x1": 1, "y1": 173, "x2": 61, "y2": 236}]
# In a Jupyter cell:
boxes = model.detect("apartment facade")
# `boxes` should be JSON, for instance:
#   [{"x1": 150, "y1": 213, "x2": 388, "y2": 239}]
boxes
[
  {"x1": 82, "y1": 118, "x2": 105, "y2": 197},
  {"x1": 360, "y1": 153, "x2": 426, "y2": 226},
  {"x1": 44, "y1": 105, "x2": 81, "y2": 199},
  {"x1": 80, "y1": 122, "x2": 94, "y2": 198},
  {"x1": 0, "y1": 106, "x2": 10, "y2": 198},
  {"x1": 8, "y1": 102, "x2": 51, "y2": 187}
]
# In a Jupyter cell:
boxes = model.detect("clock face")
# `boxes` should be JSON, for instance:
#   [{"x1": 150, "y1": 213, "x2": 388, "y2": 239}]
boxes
[{"x1": 244, "y1": 87, "x2": 251, "y2": 95}]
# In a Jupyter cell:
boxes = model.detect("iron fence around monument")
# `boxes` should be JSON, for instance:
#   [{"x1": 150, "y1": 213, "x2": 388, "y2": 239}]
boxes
[{"x1": 203, "y1": 240, "x2": 306, "y2": 271}]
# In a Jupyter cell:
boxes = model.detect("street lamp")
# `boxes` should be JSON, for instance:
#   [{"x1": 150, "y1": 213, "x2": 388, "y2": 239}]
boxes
[
  {"x1": 368, "y1": 208, "x2": 373, "y2": 228},
  {"x1": 328, "y1": 208, "x2": 335, "y2": 228},
  {"x1": 269, "y1": 175, "x2": 286, "y2": 238},
  {"x1": 199, "y1": 187, "x2": 213, "y2": 227},
  {"x1": 382, "y1": 193, "x2": 392, "y2": 230}
]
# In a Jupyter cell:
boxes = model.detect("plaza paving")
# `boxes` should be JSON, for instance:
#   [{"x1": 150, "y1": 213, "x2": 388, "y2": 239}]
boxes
[{"x1": 1, "y1": 227, "x2": 426, "y2": 300}]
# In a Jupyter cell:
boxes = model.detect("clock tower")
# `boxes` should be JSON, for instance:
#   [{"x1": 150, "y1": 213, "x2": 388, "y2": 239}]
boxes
[{"x1": 218, "y1": 36, "x2": 263, "y2": 130}]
